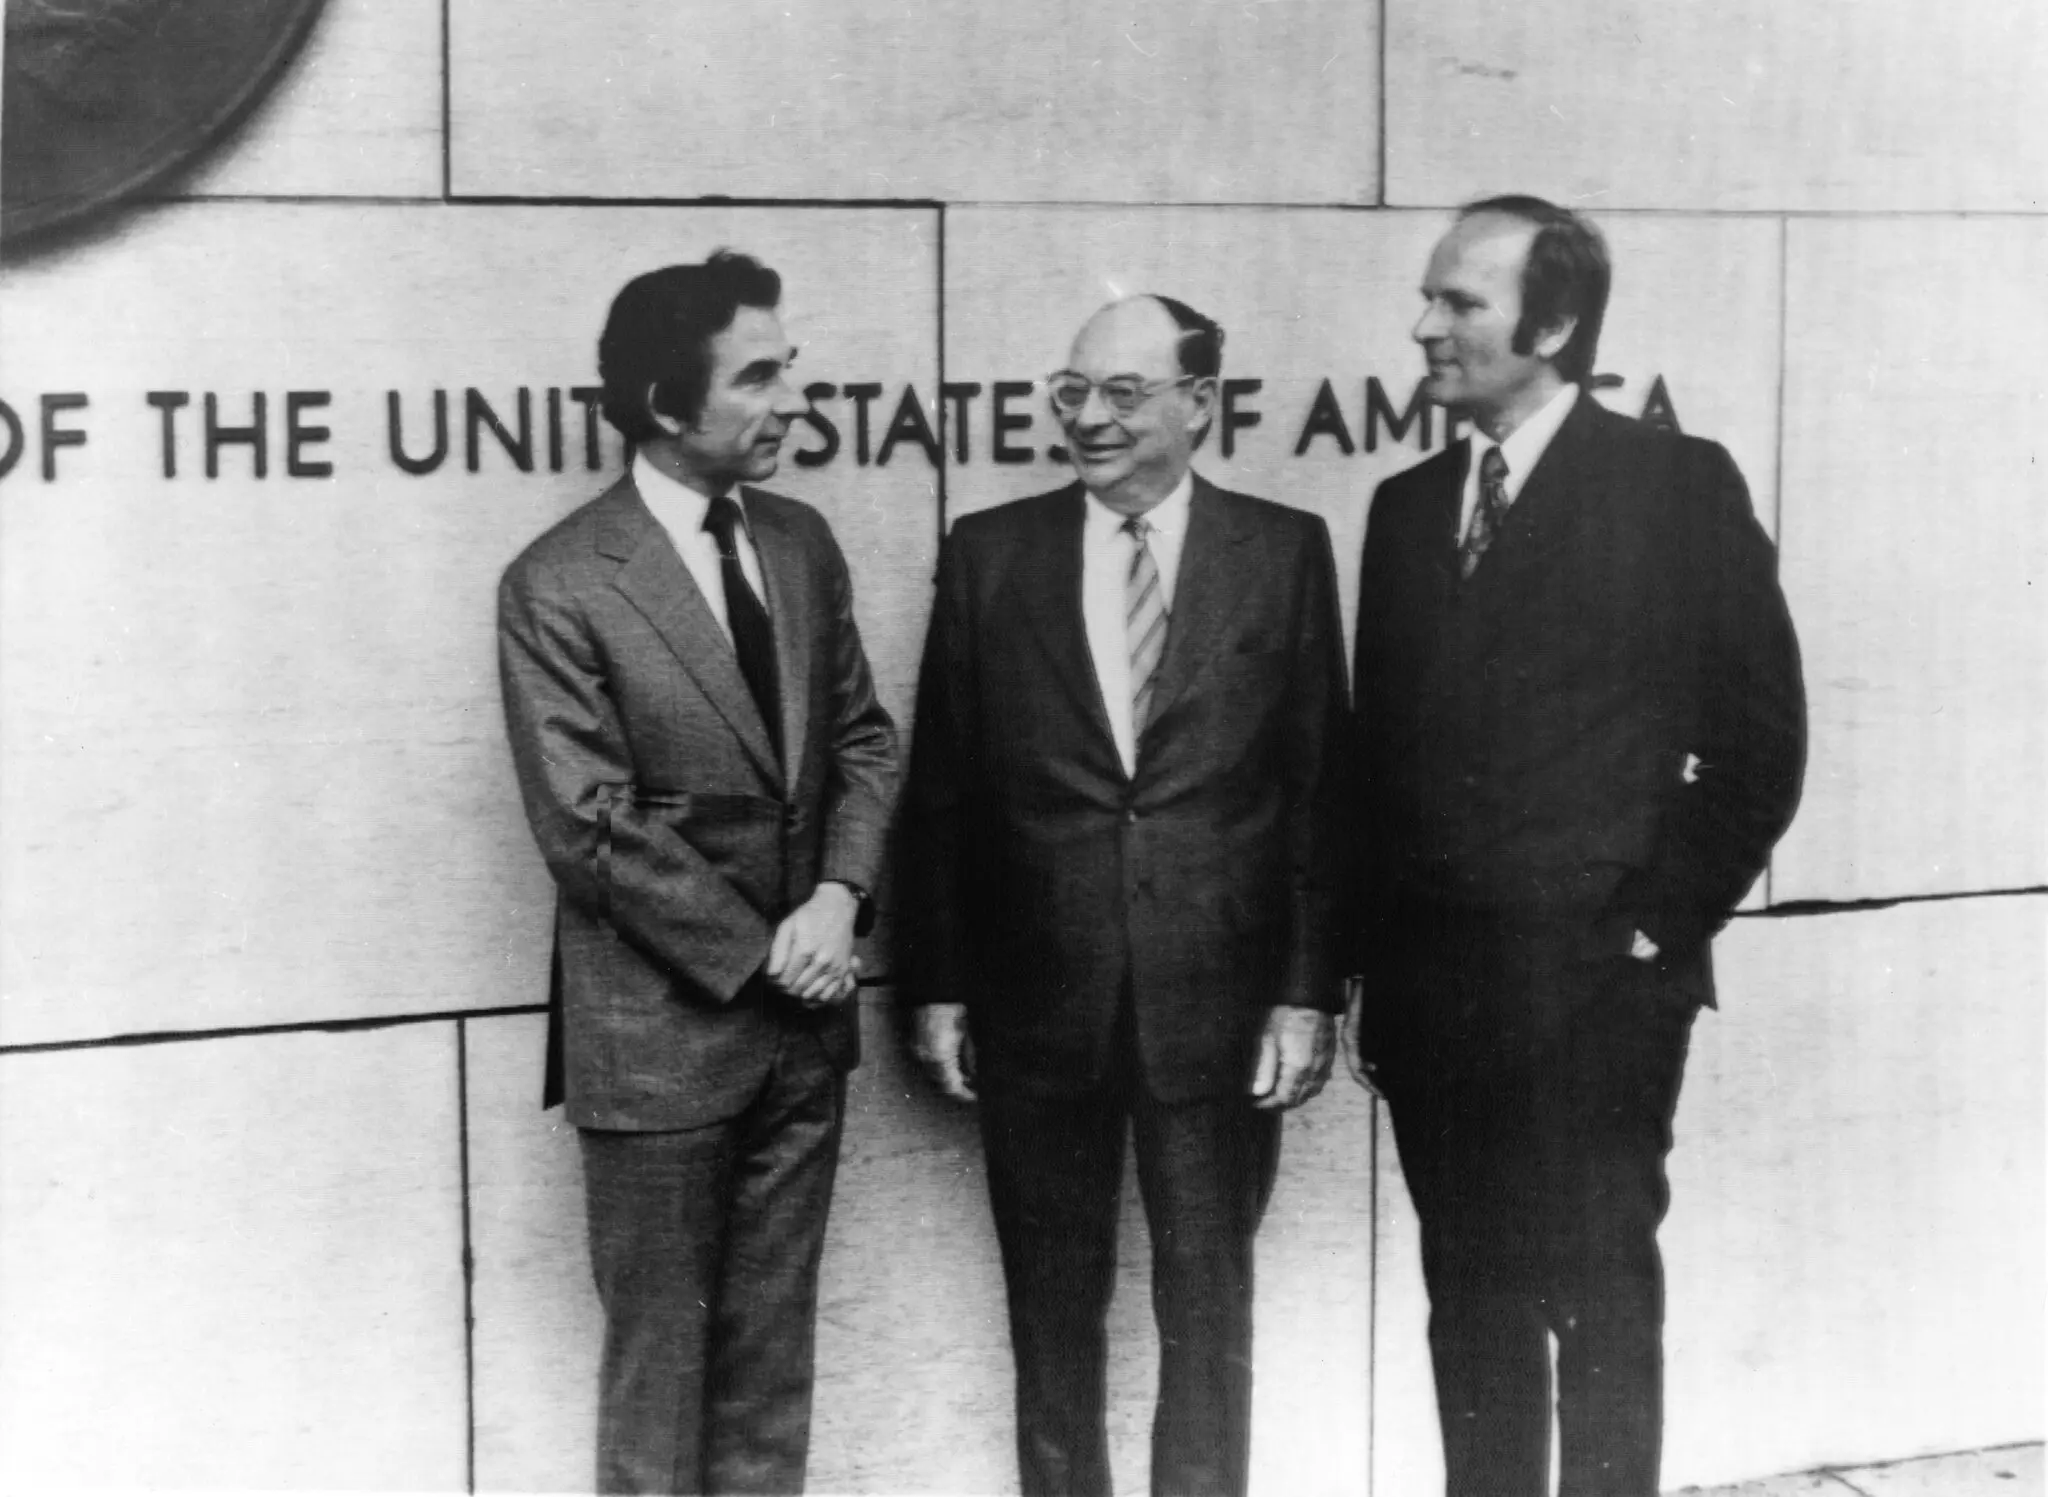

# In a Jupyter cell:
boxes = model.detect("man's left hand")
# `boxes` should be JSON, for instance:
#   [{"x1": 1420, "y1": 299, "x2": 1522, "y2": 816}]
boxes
[
  {"x1": 766, "y1": 882, "x2": 860, "y2": 1005},
  {"x1": 1250, "y1": 1004, "x2": 1335, "y2": 1111}
]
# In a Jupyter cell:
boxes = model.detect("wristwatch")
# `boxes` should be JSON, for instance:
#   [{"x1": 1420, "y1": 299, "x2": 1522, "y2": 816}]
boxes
[{"x1": 832, "y1": 880, "x2": 875, "y2": 938}]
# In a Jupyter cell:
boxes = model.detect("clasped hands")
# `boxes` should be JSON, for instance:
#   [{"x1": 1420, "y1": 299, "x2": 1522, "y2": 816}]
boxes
[
  {"x1": 764, "y1": 882, "x2": 862, "y2": 1009},
  {"x1": 912, "y1": 1001, "x2": 1336, "y2": 1109}
]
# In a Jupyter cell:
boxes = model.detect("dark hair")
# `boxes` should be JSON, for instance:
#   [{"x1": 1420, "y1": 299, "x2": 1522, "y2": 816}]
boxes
[
  {"x1": 1149, "y1": 294, "x2": 1225, "y2": 379},
  {"x1": 597, "y1": 250, "x2": 783, "y2": 442},
  {"x1": 1143, "y1": 295, "x2": 1223, "y2": 449},
  {"x1": 1457, "y1": 195, "x2": 1610, "y2": 384}
]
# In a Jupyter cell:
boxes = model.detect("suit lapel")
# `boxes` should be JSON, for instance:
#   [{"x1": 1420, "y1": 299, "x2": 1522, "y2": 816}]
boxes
[
  {"x1": 1141, "y1": 476, "x2": 1256, "y2": 733},
  {"x1": 600, "y1": 479, "x2": 784, "y2": 791},
  {"x1": 744, "y1": 488, "x2": 813, "y2": 784},
  {"x1": 1008, "y1": 486, "x2": 1123, "y2": 769},
  {"x1": 1470, "y1": 394, "x2": 1607, "y2": 589},
  {"x1": 1431, "y1": 441, "x2": 1470, "y2": 574}
]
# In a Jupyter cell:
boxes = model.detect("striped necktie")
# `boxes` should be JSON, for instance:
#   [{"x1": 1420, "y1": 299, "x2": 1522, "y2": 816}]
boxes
[{"x1": 1124, "y1": 515, "x2": 1168, "y2": 732}]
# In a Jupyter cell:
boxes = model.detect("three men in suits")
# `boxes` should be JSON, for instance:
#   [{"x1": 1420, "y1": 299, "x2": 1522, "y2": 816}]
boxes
[
  {"x1": 1346, "y1": 198, "x2": 1806, "y2": 1495},
  {"x1": 498, "y1": 251, "x2": 896, "y2": 1495},
  {"x1": 903, "y1": 295, "x2": 1351, "y2": 1497}
]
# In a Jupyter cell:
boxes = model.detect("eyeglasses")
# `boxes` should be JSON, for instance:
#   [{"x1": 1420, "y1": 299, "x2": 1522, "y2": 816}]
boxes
[{"x1": 1044, "y1": 372, "x2": 1197, "y2": 417}]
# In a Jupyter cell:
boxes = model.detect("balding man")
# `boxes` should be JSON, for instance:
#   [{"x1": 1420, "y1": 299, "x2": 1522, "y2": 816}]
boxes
[{"x1": 902, "y1": 295, "x2": 1351, "y2": 1497}]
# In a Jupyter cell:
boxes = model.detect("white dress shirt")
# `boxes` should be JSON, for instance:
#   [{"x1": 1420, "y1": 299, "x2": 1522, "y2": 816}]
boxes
[
  {"x1": 1457, "y1": 382, "x2": 1580, "y2": 544},
  {"x1": 1082, "y1": 472, "x2": 1194, "y2": 777},
  {"x1": 633, "y1": 457, "x2": 767, "y2": 642}
]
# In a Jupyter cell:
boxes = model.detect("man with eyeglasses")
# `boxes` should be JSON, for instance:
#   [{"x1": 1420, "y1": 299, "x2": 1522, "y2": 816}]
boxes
[{"x1": 902, "y1": 294, "x2": 1351, "y2": 1497}]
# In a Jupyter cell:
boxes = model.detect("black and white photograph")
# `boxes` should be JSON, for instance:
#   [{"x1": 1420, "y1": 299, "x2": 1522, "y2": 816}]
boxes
[{"x1": 0, "y1": 2, "x2": 2041, "y2": 1494}]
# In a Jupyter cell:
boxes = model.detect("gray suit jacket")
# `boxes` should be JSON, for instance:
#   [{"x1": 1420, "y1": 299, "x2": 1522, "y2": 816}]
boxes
[{"x1": 499, "y1": 475, "x2": 896, "y2": 1130}]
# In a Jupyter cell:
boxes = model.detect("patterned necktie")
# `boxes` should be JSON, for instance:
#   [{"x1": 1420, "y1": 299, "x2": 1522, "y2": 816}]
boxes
[
  {"x1": 1124, "y1": 515, "x2": 1168, "y2": 733},
  {"x1": 704, "y1": 496, "x2": 782, "y2": 764},
  {"x1": 1459, "y1": 444, "x2": 1511, "y2": 580}
]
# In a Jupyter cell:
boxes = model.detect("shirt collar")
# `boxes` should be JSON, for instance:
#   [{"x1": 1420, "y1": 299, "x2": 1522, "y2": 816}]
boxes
[
  {"x1": 634, "y1": 454, "x2": 750, "y2": 536},
  {"x1": 1473, "y1": 382, "x2": 1579, "y2": 497},
  {"x1": 1083, "y1": 469, "x2": 1195, "y2": 537}
]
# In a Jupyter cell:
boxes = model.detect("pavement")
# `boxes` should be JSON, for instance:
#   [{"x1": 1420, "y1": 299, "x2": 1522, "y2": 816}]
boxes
[{"x1": 1681, "y1": 1444, "x2": 2041, "y2": 1496}]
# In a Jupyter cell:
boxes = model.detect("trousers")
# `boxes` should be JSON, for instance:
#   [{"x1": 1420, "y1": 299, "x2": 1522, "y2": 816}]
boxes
[
  {"x1": 1375, "y1": 906, "x2": 1696, "y2": 1497},
  {"x1": 579, "y1": 1025, "x2": 845, "y2": 1495},
  {"x1": 977, "y1": 1007, "x2": 1281, "y2": 1497}
]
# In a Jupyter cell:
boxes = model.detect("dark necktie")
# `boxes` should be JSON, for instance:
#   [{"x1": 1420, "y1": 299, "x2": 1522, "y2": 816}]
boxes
[
  {"x1": 703, "y1": 496, "x2": 781, "y2": 763},
  {"x1": 1458, "y1": 444, "x2": 1510, "y2": 580}
]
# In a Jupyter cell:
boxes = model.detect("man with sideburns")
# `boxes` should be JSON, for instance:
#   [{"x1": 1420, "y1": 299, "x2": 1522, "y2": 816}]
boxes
[
  {"x1": 903, "y1": 294, "x2": 1351, "y2": 1497},
  {"x1": 1346, "y1": 197, "x2": 1806, "y2": 1496},
  {"x1": 498, "y1": 251, "x2": 896, "y2": 1495}
]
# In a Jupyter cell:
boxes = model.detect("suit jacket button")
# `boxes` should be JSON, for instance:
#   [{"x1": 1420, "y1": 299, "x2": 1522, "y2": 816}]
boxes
[{"x1": 1124, "y1": 809, "x2": 1139, "y2": 825}]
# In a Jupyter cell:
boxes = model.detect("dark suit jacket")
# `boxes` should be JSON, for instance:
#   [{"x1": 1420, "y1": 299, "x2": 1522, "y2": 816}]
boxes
[
  {"x1": 1352, "y1": 394, "x2": 1805, "y2": 1017},
  {"x1": 902, "y1": 475, "x2": 1351, "y2": 1104},
  {"x1": 498, "y1": 476, "x2": 896, "y2": 1130}
]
